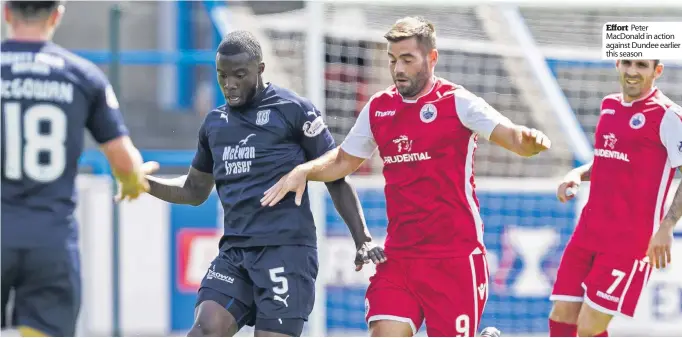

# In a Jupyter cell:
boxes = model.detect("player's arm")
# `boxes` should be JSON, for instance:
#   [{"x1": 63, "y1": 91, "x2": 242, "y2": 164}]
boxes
[
  {"x1": 301, "y1": 101, "x2": 376, "y2": 182},
  {"x1": 662, "y1": 174, "x2": 682, "y2": 229},
  {"x1": 489, "y1": 125, "x2": 551, "y2": 157},
  {"x1": 145, "y1": 121, "x2": 215, "y2": 206},
  {"x1": 262, "y1": 101, "x2": 376, "y2": 203},
  {"x1": 99, "y1": 136, "x2": 156, "y2": 201},
  {"x1": 325, "y1": 175, "x2": 386, "y2": 269},
  {"x1": 570, "y1": 161, "x2": 593, "y2": 181},
  {"x1": 659, "y1": 106, "x2": 682, "y2": 229},
  {"x1": 87, "y1": 71, "x2": 155, "y2": 201},
  {"x1": 556, "y1": 161, "x2": 593, "y2": 203},
  {"x1": 297, "y1": 101, "x2": 385, "y2": 266},
  {"x1": 145, "y1": 167, "x2": 214, "y2": 206},
  {"x1": 262, "y1": 100, "x2": 385, "y2": 267},
  {"x1": 454, "y1": 90, "x2": 551, "y2": 157},
  {"x1": 299, "y1": 146, "x2": 367, "y2": 182},
  {"x1": 647, "y1": 106, "x2": 682, "y2": 268},
  {"x1": 648, "y1": 106, "x2": 682, "y2": 268}
]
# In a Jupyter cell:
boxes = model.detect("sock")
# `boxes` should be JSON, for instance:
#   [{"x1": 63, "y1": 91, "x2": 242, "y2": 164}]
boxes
[
  {"x1": 549, "y1": 319, "x2": 577, "y2": 337},
  {"x1": 594, "y1": 331, "x2": 608, "y2": 337}
]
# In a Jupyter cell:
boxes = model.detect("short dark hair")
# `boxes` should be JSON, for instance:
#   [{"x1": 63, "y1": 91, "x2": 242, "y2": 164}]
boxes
[
  {"x1": 217, "y1": 30, "x2": 263, "y2": 62},
  {"x1": 384, "y1": 16, "x2": 436, "y2": 52},
  {"x1": 653, "y1": 59, "x2": 660, "y2": 67},
  {"x1": 7, "y1": 1, "x2": 60, "y2": 20}
]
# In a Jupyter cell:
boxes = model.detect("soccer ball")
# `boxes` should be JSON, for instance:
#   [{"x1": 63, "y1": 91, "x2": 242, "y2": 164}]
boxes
[{"x1": 480, "y1": 327, "x2": 501, "y2": 337}]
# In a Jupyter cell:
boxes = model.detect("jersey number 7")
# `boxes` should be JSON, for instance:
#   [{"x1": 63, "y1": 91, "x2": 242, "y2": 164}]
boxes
[{"x1": 3, "y1": 102, "x2": 67, "y2": 183}]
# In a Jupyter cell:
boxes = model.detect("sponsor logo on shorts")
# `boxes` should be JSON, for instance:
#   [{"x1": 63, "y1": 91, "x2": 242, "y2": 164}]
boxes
[
  {"x1": 206, "y1": 265, "x2": 235, "y2": 284},
  {"x1": 596, "y1": 290, "x2": 620, "y2": 303}
]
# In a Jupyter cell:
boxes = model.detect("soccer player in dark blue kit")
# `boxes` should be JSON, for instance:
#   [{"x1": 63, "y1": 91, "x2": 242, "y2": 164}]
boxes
[
  {"x1": 142, "y1": 30, "x2": 385, "y2": 337},
  {"x1": 1, "y1": 1, "x2": 155, "y2": 336}
]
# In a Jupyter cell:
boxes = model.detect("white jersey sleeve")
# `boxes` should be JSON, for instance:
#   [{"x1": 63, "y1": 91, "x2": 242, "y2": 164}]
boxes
[
  {"x1": 660, "y1": 105, "x2": 682, "y2": 168},
  {"x1": 340, "y1": 101, "x2": 377, "y2": 159},
  {"x1": 454, "y1": 89, "x2": 513, "y2": 140}
]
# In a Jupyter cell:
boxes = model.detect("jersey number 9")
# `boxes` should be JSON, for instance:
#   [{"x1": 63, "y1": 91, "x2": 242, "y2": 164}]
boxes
[{"x1": 3, "y1": 102, "x2": 67, "y2": 183}]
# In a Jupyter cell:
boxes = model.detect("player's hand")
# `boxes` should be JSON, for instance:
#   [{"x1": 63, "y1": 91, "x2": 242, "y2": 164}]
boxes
[
  {"x1": 521, "y1": 127, "x2": 551, "y2": 156},
  {"x1": 557, "y1": 174, "x2": 580, "y2": 203},
  {"x1": 114, "y1": 161, "x2": 159, "y2": 202},
  {"x1": 261, "y1": 166, "x2": 308, "y2": 207},
  {"x1": 355, "y1": 242, "x2": 387, "y2": 271},
  {"x1": 647, "y1": 222, "x2": 674, "y2": 269}
]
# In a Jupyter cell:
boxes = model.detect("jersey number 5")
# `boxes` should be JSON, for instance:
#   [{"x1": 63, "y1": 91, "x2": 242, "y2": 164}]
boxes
[
  {"x1": 269, "y1": 267, "x2": 289, "y2": 295},
  {"x1": 3, "y1": 102, "x2": 67, "y2": 183}
]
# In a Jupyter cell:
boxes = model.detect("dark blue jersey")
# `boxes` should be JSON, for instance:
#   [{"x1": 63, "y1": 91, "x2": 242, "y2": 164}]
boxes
[
  {"x1": 192, "y1": 83, "x2": 336, "y2": 249},
  {"x1": 1, "y1": 40, "x2": 128, "y2": 248}
]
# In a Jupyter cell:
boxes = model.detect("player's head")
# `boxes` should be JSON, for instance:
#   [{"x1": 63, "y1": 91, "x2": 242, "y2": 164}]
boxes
[
  {"x1": 4, "y1": 1, "x2": 64, "y2": 41},
  {"x1": 615, "y1": 59, "x2": 663, "y2": 102},
  {"x1": 216, "y1": 30, "x2": 265, "y2": 108},
  {"x1": 384, "y1": 16, "x2": 438, "y2": 99}
]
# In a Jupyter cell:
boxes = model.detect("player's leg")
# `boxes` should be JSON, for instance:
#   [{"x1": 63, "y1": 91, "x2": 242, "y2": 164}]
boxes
[
  {"x1": 414, "y1": 247, "x2": 487, "y2": 337},
  {"x1": 1, "y1": 248, "x2": 20, "y2": 332},
  {"x1": 576, "y1": 253, "x2": 651, "y2": 337},
  {"x1": 247, "y1": 245, "x2": 319, "y2": 337},
  {"x1": 11, "y1": 246, "x2": 80, "y2": 337},
  {"x1": 189, "y1": 249, "x2": 256, "y2": 336},
  {"x1": 190, "y1": 290, "x2": 254, "y2": 337},
  {"x1": 575, "y1": 303, "x2": 611, "y2": 337},
  {"x1": 365, "y1": 257, "x2": 422, "y2": 337},
  {"x1": 548, "y1": 238, "x2": 595, "y2": 337}
]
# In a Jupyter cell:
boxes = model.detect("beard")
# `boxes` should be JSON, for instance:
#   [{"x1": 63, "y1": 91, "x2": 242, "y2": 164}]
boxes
[{"x1": 394, "y1": 62, "x2": 430, "y2": 98}]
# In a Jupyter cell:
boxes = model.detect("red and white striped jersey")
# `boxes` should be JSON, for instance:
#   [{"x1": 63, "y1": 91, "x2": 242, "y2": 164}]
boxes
[
  {"x1": 574, "y1": 88, "x2": 682, "y2": 257},
  {"x1": 341, "y1": 77, "x2": 511, "y2": 258}
]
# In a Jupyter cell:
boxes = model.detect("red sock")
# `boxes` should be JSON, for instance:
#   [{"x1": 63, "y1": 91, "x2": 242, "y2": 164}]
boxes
[
  {"x1": 549, "y1": 319, "x2": 577, "y2": 337},
  {"x1": 594, "y1": 331, "x2": 608, "y2": 337}
]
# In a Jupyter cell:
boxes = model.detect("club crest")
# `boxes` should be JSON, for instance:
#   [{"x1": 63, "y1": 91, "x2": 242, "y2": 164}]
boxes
[
  {"x1": 256, "y1": 110, "x2": 270, "y2": 126},
  {"x1": 629, "y1": 113, "x2": 645, "y2": 129}
]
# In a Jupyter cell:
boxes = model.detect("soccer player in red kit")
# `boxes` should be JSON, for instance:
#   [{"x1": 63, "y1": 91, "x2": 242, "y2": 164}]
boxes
[
  {"x1": 550, "y1": 59, "x2": 682, "y2": 337},
  {"x1": 261, "y1": 16, "x2": 550, "y2": 337}
]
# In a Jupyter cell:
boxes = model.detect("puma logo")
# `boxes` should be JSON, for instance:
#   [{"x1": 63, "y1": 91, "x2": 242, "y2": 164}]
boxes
[
  {"x1": 274, "y1": 294, "x2": 290, "y2": 308},
  {"x1": 239, "y1": 133, "x2": 256, "y2": 145},
  {"x1": 220, "y1": 112, "x2": 229, "y2": 123}
]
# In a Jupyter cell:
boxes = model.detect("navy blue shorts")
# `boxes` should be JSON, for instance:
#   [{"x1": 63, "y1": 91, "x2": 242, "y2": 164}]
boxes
[
  {"x1": 196, "y1": 245, "x2": 318, "y2": 332},
  {"x1": 1, "y1": 246, "x2": 81, "y2": 336}
]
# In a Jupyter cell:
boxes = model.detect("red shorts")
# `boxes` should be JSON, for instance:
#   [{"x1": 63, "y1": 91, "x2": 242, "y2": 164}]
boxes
[
  {"x1": 365, "y1": 248, "x2": 489, "y2": 336},
  {"x1": 550, "y1": 237, "x2": 652, "y2": 317}
]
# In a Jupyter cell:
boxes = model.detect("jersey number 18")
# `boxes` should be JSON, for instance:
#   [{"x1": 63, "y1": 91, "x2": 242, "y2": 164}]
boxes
[{"x1": 3, "y1": 102, "x2": 67, "y2": 183}]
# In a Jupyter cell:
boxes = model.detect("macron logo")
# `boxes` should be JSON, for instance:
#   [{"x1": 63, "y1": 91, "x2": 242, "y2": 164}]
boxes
[{"x1": 375, "y1": 110, "x2": 395, "y2": 117}]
